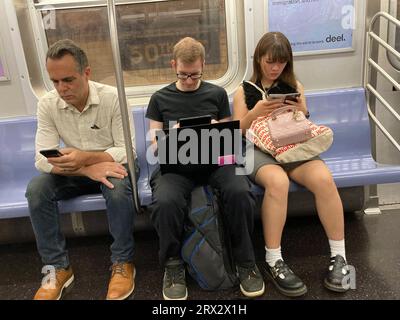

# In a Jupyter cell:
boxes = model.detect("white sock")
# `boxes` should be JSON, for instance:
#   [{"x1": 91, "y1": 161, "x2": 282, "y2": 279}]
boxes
[
  {"x1": 329, "y1": 239, "x2": 346, "y2": 261},
  {"x1": 265, "y1": 246, "x2": 283, "y2": 267}
]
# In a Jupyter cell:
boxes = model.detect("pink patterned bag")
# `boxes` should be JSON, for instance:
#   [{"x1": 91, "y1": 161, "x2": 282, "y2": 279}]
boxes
[
  {"x1": 247, "y1": 114, "x2": 333, "y2": 163},
  {"x1": 267, "y1": 106, "x2": 312, "y2": 147},
  {"x1": 244, "y1": 80, "x2": 333, "y2": 163}
]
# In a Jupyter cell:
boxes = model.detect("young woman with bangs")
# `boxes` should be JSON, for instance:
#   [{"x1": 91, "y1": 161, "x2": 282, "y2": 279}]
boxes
[{"x1": 233, "y1": 32, "x2": 352, "y2": 297}]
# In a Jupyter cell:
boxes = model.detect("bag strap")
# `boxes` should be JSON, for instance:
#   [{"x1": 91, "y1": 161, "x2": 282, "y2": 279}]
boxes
[
  {"x1": 246, "y1": 81, "x2": 303, "y2": 120},
  {"x1": 269, "y1": 106, "x2": 308, "y2": 123},
  {"x1": 244, "y1": 81, "x2": 267, "y2": 100},
  {"x1": 269, "y1": 106, "x2": 296, "y2": 119}
]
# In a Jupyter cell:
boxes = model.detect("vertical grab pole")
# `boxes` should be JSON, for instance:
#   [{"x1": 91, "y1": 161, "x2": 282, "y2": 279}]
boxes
[
  {"x1": 106, "y1": 0, "x2": 140, "y2": 213},
  {"x1": 364, "y1": 13, "x2": 382, "y2": 215}
]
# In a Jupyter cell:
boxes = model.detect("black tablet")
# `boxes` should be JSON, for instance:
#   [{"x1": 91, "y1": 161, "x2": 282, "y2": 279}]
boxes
[{"x1": 179, "y1": 115, "x2": 212, "y2": 127}]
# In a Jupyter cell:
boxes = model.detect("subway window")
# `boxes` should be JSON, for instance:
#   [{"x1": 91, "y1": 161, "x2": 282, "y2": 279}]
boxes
[{"x1": 33, "y1": 0, "x2": 230, "y2": 91}]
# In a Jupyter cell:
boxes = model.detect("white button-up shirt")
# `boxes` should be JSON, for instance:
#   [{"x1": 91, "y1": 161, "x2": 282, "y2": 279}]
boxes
[{"x1": 35, "y1": 81, "x2": 136, "y2": 173}]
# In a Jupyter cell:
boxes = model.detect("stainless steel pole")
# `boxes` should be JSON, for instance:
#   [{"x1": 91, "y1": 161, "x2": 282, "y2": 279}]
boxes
[{"x1": 106, "y1": 0, "x2": 140, "y2": 213}]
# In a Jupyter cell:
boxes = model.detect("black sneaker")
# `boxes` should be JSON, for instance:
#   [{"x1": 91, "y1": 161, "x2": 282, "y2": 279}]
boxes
[
  {"x1": 324, "y1": 255, "x2": 351, "y2": 292},
  {"x1": 263, "y1": 260, "x2": 307, "y2": 297},
  {"x1": 162, "y1": 259, "x2": 188, "y2": 300},
  {"x1": 237, "y1": 264, "x2": 265, "y2": 298}
]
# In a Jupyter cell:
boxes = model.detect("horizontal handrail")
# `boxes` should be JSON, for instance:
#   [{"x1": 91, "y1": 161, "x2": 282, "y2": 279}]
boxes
[
  {"x1": 368, "y1": 58, "x2": 400, "y2": 91},
  {"x1": 366, "y1": 84, "x2": 400, "y2": 123},
  {"x1": 366, "y1": 85, "x2": 400, "y2": 153},
  {"x1": 369, "y1": 11, "x2": 400, "y2": 32},
  {"x1": 368, "y1": 31, "x2": 400, "y2": 61}
]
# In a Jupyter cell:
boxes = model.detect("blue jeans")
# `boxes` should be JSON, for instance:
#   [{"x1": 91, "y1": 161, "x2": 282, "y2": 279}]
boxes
[{"x1": 25, "y1": 165, "x2": 138, "y2": 269}]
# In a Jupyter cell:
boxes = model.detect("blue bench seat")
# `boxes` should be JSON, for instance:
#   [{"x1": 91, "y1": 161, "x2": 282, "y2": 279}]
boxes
[
  {"x1": 251, "y1": 87, "x2": 400, "y2": 195},
  {"x1": 1, "y1": 87, "x2": 400, "y2": 220},
  {"x1": 0, "y1": 109, "x2": 151, "y2": 219}
]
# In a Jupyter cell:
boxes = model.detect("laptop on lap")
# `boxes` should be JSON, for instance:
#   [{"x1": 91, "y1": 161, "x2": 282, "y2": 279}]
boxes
[{"x1": 156, "y1": 120, "x2": 240, "y2": 175}]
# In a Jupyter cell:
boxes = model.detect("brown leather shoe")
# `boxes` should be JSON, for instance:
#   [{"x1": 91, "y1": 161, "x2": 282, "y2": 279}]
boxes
[
  {"x1": 34, "y1": 266, "x2": 74, "y2": 300},
  {"x1": 106, "y1": 262, "x2": 136, "y2": 300}
]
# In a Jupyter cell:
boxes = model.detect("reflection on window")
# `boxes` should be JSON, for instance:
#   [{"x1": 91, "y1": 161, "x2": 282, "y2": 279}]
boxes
[{"x1": 42, "y1": 0, "x2": 228, "y2": 88}]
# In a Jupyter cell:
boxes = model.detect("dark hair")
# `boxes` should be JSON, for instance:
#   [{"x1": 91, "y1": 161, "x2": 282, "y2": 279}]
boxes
[
  {"x1": 46, "y1": 39, "x2": 88, "y2": 74},
  {"x1": 250, "y1": 32, "x2": 297, "y2": 89}
]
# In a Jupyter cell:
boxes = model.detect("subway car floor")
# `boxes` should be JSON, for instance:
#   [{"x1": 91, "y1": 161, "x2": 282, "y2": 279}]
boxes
[{"x1": 0, "y1": 210, "x2": 399, "y2": 300}]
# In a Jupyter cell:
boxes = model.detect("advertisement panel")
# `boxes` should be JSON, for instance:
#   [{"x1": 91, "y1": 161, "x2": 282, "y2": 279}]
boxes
[{"x1": 268, "y1": 0, "x2": 355, "y2": 54}]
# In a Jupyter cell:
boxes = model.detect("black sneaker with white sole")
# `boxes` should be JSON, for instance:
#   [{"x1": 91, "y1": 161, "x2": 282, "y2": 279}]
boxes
[
  {"x1": 324, "y1": 255, "x2": 351, "y2": 292},
  {"x1": 162, "y1": 259, "x2": 188, "y2": 300},
  {"x1": 237, "y1": 264, "x2": 265, "y2": 298},
  {"x1": 262, "y1": 260, "x2": 307, "y2": 297}
]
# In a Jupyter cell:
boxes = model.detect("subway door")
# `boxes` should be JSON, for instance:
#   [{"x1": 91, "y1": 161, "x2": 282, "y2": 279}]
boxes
[{"x1": 374, "y1": 0, "x2": 400, "y2": 209}]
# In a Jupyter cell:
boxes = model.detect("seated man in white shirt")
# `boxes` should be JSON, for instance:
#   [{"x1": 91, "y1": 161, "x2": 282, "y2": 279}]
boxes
[{"x1": 25, "y1": 39, "x2": 137, "y2": 300}]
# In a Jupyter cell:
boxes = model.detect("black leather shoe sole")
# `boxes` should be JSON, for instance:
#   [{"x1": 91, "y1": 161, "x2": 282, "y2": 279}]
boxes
[{"x1": 263, "y1": 266, "x2": 307, "y2": 297}]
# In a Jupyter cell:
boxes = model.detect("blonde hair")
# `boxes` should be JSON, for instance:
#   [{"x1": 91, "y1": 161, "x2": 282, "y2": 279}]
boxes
[
  {"x1": 251, "y1": 32, "x2": 297, "y2": 89},
  {"x1": 173, "y1": 37, "x2": 205, "y2": 64}
]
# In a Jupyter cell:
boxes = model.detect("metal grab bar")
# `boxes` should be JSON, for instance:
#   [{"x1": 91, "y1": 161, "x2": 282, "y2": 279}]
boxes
[
  {"x1": 366, "y1": 84, "x2": 400, "y2": 152},
  {"x1": 106, "y1": 0, "x2": 141, "y2": 213},
  {"x1": 365, "y1": 11, "x2": 400, "y2": 153}
]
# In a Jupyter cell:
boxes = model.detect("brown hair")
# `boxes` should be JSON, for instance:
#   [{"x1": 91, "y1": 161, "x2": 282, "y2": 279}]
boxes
[
  {"x1": 250, "y1": 32, "x2": 297, "y2": 89},
  {"x1": 173, "y1": 37, "x2": 205, "y2": 64}
]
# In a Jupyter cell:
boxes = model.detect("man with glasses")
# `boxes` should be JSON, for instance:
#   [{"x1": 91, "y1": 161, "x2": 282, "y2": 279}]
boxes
[{"x1": 146, "y1": 37, "x2": 264, "y2": 300}]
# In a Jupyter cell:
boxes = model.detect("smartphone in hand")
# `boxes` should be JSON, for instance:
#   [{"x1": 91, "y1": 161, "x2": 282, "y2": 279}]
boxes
[
  {"x1": 40, "y1": 149, "x2": 63, "y2": 158},
  {"x1": 267, "y1": 92, "x2": 301, "y2": 102}
]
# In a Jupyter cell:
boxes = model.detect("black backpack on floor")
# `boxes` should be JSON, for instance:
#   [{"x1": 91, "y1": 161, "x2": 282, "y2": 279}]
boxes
[{"x1": 181, "y1": 185, "x2": 238, "y2": 291}]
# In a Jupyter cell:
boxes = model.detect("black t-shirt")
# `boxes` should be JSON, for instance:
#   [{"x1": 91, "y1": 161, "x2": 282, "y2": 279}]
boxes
[
  {"x1": 146, "y1": 81, "x2": 231, "y2": 129},
  {"x1": 242, "y1": 80, "x2": 265, "y2": 111},
  {"x1": 242, "y1": 80, "x2": 298, "y2": 110}
]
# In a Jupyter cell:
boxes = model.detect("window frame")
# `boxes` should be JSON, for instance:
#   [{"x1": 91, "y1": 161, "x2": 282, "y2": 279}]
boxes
[
  {"x1": 387, "y1": 0, "x2": 400, "y2": 71},
  {"x1": 29, "y1": 0, "x2": 239, "y2": 97},
  {"x1": 0, "y1": 35, "x2": 10, "y2": 82}
]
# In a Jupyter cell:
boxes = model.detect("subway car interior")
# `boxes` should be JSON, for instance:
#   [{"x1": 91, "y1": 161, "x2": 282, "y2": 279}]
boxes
[{"x1": 0, "y1": 0, "x2": 399, "y2": 301}]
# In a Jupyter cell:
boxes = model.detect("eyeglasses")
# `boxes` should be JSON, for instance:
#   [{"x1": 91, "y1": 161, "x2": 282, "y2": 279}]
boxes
[{"x1": 176, "y1": 73, "x2": 203, "y2": 80}]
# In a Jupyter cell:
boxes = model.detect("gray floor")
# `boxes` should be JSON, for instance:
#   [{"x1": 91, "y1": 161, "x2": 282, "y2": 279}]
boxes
[{"x1": 0, "y1": 210, "x2": 399, "y2": 300}]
